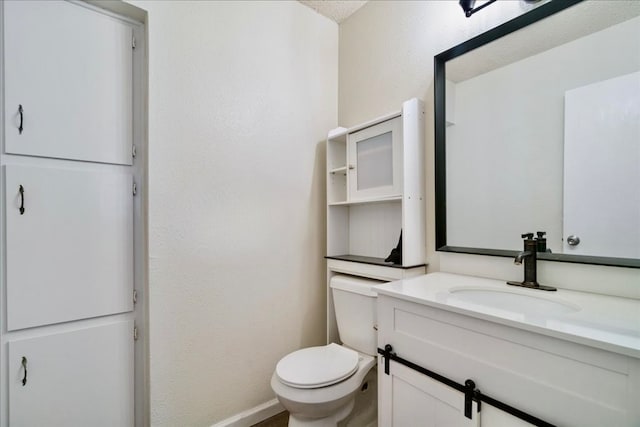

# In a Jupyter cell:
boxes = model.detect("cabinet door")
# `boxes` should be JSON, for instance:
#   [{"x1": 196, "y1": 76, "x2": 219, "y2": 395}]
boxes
[
  {"x1": 4, "y1": 0, "x2": 133, "y2": 165},
  {"x1": 8, "y1": 321, "x2": 134, "y2": 427},
  {"x1": 348, "y1": 117, "x2": 402, "y2": 200},
  {"x1": 379, "y1": 359, "x2": 479, "y2": 427},
  {"x1": 4, "y1": 164, "x2": 133, "y2": 330}
]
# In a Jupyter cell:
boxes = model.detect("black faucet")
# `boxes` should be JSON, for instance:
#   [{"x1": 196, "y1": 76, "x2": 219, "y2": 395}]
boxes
[{"x1": 507, "y1": 233, "x2": 557, "y2": 291}]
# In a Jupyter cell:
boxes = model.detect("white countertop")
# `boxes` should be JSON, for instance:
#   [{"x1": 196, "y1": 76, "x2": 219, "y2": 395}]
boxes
[{"x1": 374, "y1": 272, "x2": 640, "y2": 358}]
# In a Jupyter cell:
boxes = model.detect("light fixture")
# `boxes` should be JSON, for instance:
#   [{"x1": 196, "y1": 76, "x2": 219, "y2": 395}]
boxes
[
  {"x1": 459, "y1": 0, "x2": 497, "y2": 18},
  {"x1": 460, "y1": 0, "x2": 543, "y2": 18}
]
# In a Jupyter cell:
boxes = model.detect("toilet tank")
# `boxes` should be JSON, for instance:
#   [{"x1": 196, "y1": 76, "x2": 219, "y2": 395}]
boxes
[{"x1": 330, "y1": 274, "x2": 382, "y2": 356}]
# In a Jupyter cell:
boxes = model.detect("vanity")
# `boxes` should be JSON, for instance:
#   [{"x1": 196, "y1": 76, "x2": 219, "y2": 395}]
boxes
[
  {"x1": 391, "y1": 1, "x2": 640, "y2": 422},
  {"x1": 366, "y1": 0, "x2": 640, "y2": 424},
  {"x1": 375, "y1": 272, "x2": 640, "y2": 426}
]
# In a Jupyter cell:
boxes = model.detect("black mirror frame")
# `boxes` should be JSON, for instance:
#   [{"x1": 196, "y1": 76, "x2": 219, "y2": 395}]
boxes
[{"x1": 433, "y1": 0, "x2": 640, "y2": 269}]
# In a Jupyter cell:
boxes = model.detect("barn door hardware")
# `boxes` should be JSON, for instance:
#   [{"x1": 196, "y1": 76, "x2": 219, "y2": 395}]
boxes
[
  {"x1": 379, "y1": 345, "x2": 477, "y2": 419},
  {"x1": 378, "y1": 344, "x2": 555, "y2": 426}
]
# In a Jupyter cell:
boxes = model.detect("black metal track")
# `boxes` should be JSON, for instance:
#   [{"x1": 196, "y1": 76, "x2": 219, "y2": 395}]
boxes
[{"x1": 379, "y1": 345, "x2": 556, "y2": 427}]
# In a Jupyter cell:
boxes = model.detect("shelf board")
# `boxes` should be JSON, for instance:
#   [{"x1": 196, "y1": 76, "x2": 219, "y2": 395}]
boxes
[
  {"x1": 328, "y1": 195, "x2": 402, "y2": 206},
  {"x1": 326, "y1": 254, "x2": 427, "y2": 269}
]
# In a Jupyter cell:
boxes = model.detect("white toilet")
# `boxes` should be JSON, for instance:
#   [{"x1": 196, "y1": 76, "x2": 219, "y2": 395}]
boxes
[{"x1": 271, "y1": 275, "x2": 380, "y2": 427}]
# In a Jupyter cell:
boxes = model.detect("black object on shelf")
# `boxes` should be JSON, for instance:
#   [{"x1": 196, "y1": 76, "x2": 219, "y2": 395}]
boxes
[{"x1": 385, "y1": 231, "x2": 402, "y2": 265}]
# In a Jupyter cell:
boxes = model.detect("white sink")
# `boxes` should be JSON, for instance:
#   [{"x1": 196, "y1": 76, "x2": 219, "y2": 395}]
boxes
[
  {"x1": 447, "y1": 287, "x2": 580, "y2": 316},
  {"x1": 374, "y1": 272, "x2": 640, "y2": 358}
]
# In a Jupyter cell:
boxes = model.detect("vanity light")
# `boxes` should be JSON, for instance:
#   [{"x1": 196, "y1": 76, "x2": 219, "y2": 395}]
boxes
[
  {"x1": 460, "y1": 0, "x2": 542, "y2": 18},
  {"x1": 459, "y1": 0, "x2": 497, "y2": 18}
]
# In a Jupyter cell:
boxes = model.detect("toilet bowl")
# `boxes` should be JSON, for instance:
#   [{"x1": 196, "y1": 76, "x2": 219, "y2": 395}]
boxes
[
  {"x1": 271, "y1": 275, "x2": 381, "y2": 426},
  {"x1": 271, "y1": 344, "x2": 376, "y2": 426}
]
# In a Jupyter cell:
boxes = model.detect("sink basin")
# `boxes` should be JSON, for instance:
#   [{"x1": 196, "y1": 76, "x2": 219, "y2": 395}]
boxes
[{"x1": 447, "y1": 287, "x2": 580, "y2": 316}]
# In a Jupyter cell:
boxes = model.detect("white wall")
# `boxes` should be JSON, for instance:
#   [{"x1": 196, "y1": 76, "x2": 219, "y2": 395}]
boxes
[
  {"x1": 129, "y1": 1, "x2": 337, "y2": 425},
  {"x1": 339, "y1": 0, "x2": 640, "y2": 298}
]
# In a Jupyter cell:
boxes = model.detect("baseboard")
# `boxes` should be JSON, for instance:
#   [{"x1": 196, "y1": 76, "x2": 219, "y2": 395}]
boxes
[{"x1": 211, "y1": 398, "x2": 284, "y2": 427}]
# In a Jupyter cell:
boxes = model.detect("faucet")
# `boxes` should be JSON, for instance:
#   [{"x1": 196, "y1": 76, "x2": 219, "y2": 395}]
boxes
[
  {"x1": 507, "y1": 233, "x2": 557, "y2": 291},
  {"x1": 514, "y1": 250, "x2": 532, "y2": 265}
]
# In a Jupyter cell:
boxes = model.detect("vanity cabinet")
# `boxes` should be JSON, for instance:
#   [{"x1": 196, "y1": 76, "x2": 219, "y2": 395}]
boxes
[
  {"x1": 325, "y1": 99, "x2": 427, "y2": 343},
  {"x1": 376, "y1": 285, "x2": 640, "y2": 426},
  {"x1": 378, "y1": 358, "x2": 479, "y2": 426},
  {"x1": 0, "y1": 2, "x2": 145, "y2": 426}
]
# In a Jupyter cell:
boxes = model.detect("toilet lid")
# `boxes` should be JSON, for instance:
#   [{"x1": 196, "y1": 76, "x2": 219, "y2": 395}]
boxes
[{"x1": 276, "y1": 343, "x2": 359, "y2": 389}]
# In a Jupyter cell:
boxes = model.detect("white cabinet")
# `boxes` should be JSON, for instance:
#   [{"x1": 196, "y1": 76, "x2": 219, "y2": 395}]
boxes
[
  {"x1": 1, "y1": 2, "x2": 144, "y2": 426},
  {"x1": 4, "y1": 0, "x2": 133, "y2": 165},
  {"x1": 8, "y1": 321, "x2": 134, "y2": 427},
  {"x1": 348, "y1": 117, "x2": 402, "y2": 201},
  {"x1": 377, "y1": 293, "x2": 640, "y2": 426},
  {"x1": 326, "y1": 98, "x2": 425, "y2": 267},
  {"x1": 378, "y1": 358, "x2": 479, "y2": 427},
  {"x1": 4, "y1": 164, "x2": 134, "y2": 331}
]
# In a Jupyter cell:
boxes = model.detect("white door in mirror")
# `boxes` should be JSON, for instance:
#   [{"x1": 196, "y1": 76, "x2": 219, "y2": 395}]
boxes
[{"x1": 563, "y1": 71, "x2": 640, "y2": 258}]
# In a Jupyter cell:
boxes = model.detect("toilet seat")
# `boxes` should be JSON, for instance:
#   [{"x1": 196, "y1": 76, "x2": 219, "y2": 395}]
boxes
[{"x1": 276, "y1": 343, "x2": 359, "y2": 389}]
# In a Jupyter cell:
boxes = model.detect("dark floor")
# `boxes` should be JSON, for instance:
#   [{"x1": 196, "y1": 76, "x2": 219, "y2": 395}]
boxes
[{"x1": 251, "y1": 411, "x2": 289, "y2": 427}]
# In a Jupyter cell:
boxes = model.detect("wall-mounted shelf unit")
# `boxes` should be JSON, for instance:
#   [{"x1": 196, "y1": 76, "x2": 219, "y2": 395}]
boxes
[
  {"x1": 326, "y1": 98, "x2": 427, "y2": 343},
  {"x1": 326, "y1": 98, "x2": 426, "y2": 268}
]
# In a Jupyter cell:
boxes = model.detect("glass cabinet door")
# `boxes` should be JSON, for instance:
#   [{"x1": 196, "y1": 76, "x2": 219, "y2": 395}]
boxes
[{"x1": 348, "y1": 117, "x2": 402, "y2": 200}]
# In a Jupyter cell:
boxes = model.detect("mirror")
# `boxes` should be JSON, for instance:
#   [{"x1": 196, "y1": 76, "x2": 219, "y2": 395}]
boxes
[{"x1": 435, "y1": 0, "x2": 640, "y2": 268}]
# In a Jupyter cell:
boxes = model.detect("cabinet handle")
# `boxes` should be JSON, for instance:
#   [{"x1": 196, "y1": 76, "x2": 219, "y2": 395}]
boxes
[
  {"x1": 19, "y1": 185, "x2": 25, "y2": 215},
  {"x1": 21, "y1": 357, "x2": 27, "y2": 386},
  {"x1": 18, "y1": 105, "x2": 24, "y2": 135}
]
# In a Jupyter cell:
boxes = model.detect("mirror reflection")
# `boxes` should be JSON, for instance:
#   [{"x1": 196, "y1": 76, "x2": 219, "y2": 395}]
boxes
[{"x1": 438, "y1": 1, "x2": 640, "y2": 266}]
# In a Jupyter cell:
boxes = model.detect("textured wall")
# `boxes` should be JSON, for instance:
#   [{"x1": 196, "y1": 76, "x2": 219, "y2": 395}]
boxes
[
  {"x1": 132, "y1": 1, "x2": 338, "y2": 425},
  {"x1": 338, "y1": 0, "x2": 640, "y2": 297}
]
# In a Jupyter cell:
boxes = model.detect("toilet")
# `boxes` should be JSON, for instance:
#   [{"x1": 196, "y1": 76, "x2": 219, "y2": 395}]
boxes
[{"x1": 271, "y1": 275, "x2": 380, "y2": 427}]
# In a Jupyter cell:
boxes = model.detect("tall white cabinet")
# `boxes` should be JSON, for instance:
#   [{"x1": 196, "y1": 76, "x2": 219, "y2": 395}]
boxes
[
  {"x1": 1, "y1": 2, "x2": 146, "y2": 426},
  {"x1": 326, "y1": 99, "x2": 427, "y2": 343}
]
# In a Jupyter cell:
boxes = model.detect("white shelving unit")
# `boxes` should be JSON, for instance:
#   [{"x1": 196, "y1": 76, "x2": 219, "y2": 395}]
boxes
[{"x1": 326, "y1": 98, "x2": 427, "y2": 343}]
